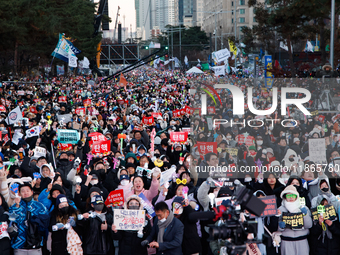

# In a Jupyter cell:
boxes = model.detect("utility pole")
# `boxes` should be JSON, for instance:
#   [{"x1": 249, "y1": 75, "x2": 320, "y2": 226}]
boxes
[
  {"x1": 180, "y1": 24, "x2": 182, "y2": 64},
  {"x1": 330, "y1": 0, "x2": 335, "y2": 69},
  {"x1": 234, "y1": 0, "x2": 237, "y2": 68}
]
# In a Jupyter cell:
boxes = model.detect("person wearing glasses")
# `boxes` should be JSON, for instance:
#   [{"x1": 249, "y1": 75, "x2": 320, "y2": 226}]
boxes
[{"x1": 277, "y1": 185, "x2": 312, "y2": 255}]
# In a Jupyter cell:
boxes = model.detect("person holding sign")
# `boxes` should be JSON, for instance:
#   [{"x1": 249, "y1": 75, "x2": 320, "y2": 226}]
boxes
[
  {"x1": 310, "y1": 196, "x2": 340, "y2": 255},
  {"x1": 278, "y1": 185, "x2": 312, "y2": 255},
  {"x1": 111, "y1": 195, "x2": 151, "y2": 255}
]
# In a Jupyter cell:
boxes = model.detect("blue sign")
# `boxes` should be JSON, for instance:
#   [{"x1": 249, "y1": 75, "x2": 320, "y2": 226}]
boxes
[{"x1": 264, "y1": 55, "x2": 274, "y2": 88}]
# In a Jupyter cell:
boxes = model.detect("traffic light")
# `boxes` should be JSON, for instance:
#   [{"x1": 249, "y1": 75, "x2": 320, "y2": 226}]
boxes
[
  {"x1": 165, "y1": 46, "x2": 169, "y2": 50},
  {"x1": 143, "y1": 46, "x2": 149, "y2": 50}
]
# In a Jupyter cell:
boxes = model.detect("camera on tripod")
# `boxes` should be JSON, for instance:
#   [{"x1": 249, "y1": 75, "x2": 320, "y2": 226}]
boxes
[{"x1": 192, "y1": 186, "x2": 266, "y2": 255}]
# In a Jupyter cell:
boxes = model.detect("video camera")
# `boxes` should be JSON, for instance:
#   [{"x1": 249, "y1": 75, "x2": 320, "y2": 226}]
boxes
[{"x1": 192, "y1": 186, "x2": 266, "y2": 255}]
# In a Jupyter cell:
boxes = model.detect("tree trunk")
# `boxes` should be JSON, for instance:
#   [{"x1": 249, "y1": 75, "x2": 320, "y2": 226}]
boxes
[{"x1": 287, "y1": 36, "x2": 295, "y2": 77}]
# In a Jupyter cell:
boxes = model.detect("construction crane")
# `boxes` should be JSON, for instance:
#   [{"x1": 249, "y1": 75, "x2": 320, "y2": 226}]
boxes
[{"x1": 113, "y1": 6, "x2": 120, "y2": 42}]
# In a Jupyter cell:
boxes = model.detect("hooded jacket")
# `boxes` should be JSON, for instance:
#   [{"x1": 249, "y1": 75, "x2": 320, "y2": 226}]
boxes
[
  {"x1": 39, "y1": 163, "x2": 55, "y2": 192},
  {"x1": 311, "y1": 176, "x2": 339, "y2": 209}
]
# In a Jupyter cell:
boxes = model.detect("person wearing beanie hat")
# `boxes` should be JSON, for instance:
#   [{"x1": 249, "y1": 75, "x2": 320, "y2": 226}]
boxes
[
  {"x1": 9, "y1": 182, "x2": 49, "y2": 253},
  {"x1": 111, "y1": 195, "x2": 152, "y2": 255},
  {"x1": 277, "y1": 185, "x2": 312, "y2": 255},
  {"x1": 171, "y1": 195, "x2": 202, "y2": 255},
  {"x1": 125, "y1": 163, "x2": 137, "y2": 176},
  {"x1": 78, "y1": 193, "x2": 114, "y2": 255},
  {"x1": 50, "y1": 194, "x2": 80, "y2": 255}
]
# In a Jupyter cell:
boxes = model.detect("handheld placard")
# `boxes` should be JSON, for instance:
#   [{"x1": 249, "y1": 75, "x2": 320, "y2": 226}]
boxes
[{"x1": 10, "y1": 183, "x2": 19, "y2": 197}]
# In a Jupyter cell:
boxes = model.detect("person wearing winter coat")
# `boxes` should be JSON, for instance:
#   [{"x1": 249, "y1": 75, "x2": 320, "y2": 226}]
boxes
[
  {"x1": 9, "y1": 183, "x2": 49, "y2": 254},
  {"x1": 39, "y1": 163, "x2": 55, "y2": 192},
  {"x1": 309, "y1": 195, "x2": 340, "y2": 255},
  {"x1": 172, "y1": 196, "x2": 202, "y2": 255},
  {"x1": 126, "y1": 168, "x2": 161, "y2": 202},
  {"x1": 143, "y1": 201, "x2": 184, "y2": 255},
  {"x1": 77, "y1": 194, "x2": 113, "y2": 255},
  {"x1": 111, "y1": 195, "x2": 152, "y2": 255},
  {"x1": 0, "y1": 193, "x2": 12, "y2": 255},
  {"x1": 311, "y1": 176, "x2": 339, "y2": 210},
  {"x1": 277, "y1": 185, "x2": 313, "y2": 255},
  {"x1": 49, "y1": 194, "x2": 82, "y2": 255},
  {"x1": 275, "y1": 175, "x2": 311, "y2": 208}
]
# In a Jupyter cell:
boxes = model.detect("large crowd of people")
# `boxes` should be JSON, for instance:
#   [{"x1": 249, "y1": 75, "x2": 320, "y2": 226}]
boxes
[{"x1": 0, "y1": 65, "x2": 340, "y2": 255}]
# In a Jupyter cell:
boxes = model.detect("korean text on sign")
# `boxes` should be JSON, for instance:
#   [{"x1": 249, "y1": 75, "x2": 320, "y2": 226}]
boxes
[{"x1": 113, "y1": 209, "x2": 145, "y2": 231}]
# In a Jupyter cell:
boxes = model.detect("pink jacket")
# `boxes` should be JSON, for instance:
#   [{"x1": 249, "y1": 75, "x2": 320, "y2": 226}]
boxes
[{"x1": 126, "y1": 178, "x2": 159, "y2": 202}]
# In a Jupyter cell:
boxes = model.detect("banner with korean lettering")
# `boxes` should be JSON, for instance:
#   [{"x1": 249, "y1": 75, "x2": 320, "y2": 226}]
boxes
[
  {"x1": 75, "y1": 108, "x2": 86, "y2": 116},
  {"x1": 235, "y1": 133, "x2": 255, "y2": 146},
  {"x1": 113, "y1": 209, "x2": 145, "y2": 231},
  {"x1": 105, "y1": 189, "x2": 124, "y2": 207},
  {"x1": 264, "y1": 55, "x2": 274, "y2": 88},
  {"x1": 311, "y1": 205, "x2": 337, "y2": 222},
  {"x1": 196, "y1": 142, "x2": 217, "y2": 157},
  {"x1": 57, "y1": 129, "x2": 80, "y2": 144},
  {"x1": 250, "y1": 195, "x2": 277, "y2": 217},
  {"x1": 91, "y1": 140, "x2": 111, "y2": 155},
  {"x1": 57, "y1": 143, "x2": 73, "y2": 151},
  {"x1": 58, "y1": 96, "x2": 67, "y2": 103},
  {"x1": 207, "y1": 106, "x2": 216, "y2": 114},
  {"x1": 170, "y1": 132, "x2": 188, "y2": 142},
  {"x1": 88, "y1": 132, "x2": 107, "y2": 146},
  {"x1": 142, "y1": 116, "x2": 154, "y2": 125},
  {"x1": 83, "y1": 99, "x2": 91, "y2": 106},
  {"x1": 151, "y1": 112, "x2": 162, "y2": 119},
  {"x1": 282, "y1": 212, "x2": 304, "y2": 230}
]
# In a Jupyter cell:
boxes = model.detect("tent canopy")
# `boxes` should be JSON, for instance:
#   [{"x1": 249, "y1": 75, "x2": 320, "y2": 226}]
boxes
[{"x1": 186, "y1": 66, "x2": 204, "y2": 74}]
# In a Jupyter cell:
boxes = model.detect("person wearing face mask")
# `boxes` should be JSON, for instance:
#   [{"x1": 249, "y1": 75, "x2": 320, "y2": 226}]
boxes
[
  {"x1": 77, "y1": 195, "x2": 113, "y2": 255},
  {"x1": 311, "y1": 177, "x2": 339, "y2": 209},
  {"x1": 81, "y1": 172, "x2": 109, "y2": 202},
  {"x1": 49, "y1": 194, "x2": 81, "y2": 255},
  {"x1": 309, "y1": 196, "x2": 340, "y2": 255},
  {"x1": 277, "y1": 185, "x2": 312, "y2": 255},
  {"x1": 116, "y1": 174, "x2": 132, "y2": 201},
  {"x1": 9, "y1": 183, "x2": 49, "y2": 255},
  {"x1": 142, "y1": 201, "x2": 184, "y2": 255},
  {"x1": 111, "y1": 195, "x2": 152, "y2": 255}
]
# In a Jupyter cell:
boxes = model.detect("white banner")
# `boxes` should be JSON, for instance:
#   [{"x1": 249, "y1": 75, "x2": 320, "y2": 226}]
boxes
[
  {"x1": 308, "y1": 138, "x2": 327, "y2": 164},
  {"x1": 113, "y1": 209, "x2": 145, "y2": 231},
  {"x1": 68, "y1": 50, "x2": 78, "y2": 68},
  {"x1": 6, "y1": 107, "x2": 23, "y2": 125},
  {"x1": 212, "y1": 66, "x2": 226, "y2": 77},
  {"x1": 214, "y1": 48, "x2": 231, "y2": 63}
]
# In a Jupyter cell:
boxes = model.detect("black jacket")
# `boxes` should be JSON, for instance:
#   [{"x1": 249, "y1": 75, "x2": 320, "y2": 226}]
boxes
[
  {"x1": 78, "y1": 209, "x2": 113, "y2": 255},
  {"x1": 112, "y1": 216, "x2": 152, "y2": 255},
  {"x1": 0, "y1": 207, "x2": 11, "y2": 255},
  {"x1": 179, "y1": 206, "x2": 202, "y2": 255},
  {"x1": 310, "y1": 219, "x2": 340, "y2": 255}
]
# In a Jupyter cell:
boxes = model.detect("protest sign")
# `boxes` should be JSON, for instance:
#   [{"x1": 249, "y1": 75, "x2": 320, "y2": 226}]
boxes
[
  {"x1": 136, "y1": 166, "x2": 148, "y2": 177},
  {"x1": 75, "y1": 108, "x2": 86, "y2": 116},
  {"x1": 213, "y1": 48, "x2": 231, "y2": 63},
  {"x1": 57, "y1": 114, "x2": 72, "y2": 124},
  {"x1": 160, "y1": 167, "x2": 176, "y2": 186},
  {"x1": 17, "y1": 91, "x2": 25, "y2": 96},
  {"x1": 182, "y1": 127, "x2": 191, "y2": 135},
  {"x1": 113, "y1": 209, "x2": 145, "y2": 231},
  {"x1": 311, "y1": 204, "x2": 337, "y2": 222},
  {"x1": 91, "y1": 140, "x2": 111, "y2": 155},
  {"x1": 58, "y1": 96, "x2": 67, "y2": 103},
  {"x1": 83, "y1": 99, "x2": 91, "y2": 106},
  {"x1": 88, "y1": 132, "x2": 107, "y2": 146},
  {"x1": 225, "y1": 148, "x2": 238, "y2": 157},
  {"x1": 105, "y1": 190, "x2": 124, "y2": 207},
  {"x1": 57, "y1": 129, "x2": 80, "y2": 144},
  {"x1": 282, "y1": 212, "x2": 304, "y2": 230},
  {"x1": 308, "y1": 138, "x2": 327, "y2": 164},
  {"x1": 196, "y1": 142, "x2": 217, "y2": 157},
  {"x1": 34, "y1": 146, "x2": 47, "y2": 158},
  {"x1": 151, "y1": 112, "x2": 162, "y2": 119},
  {"x1": 207, "y1": 106, "x2": 216, "y2": 114},
  {"x1": 138, "y1": 193, "x2": 156, "y2": 219},
  {"x1": 250, "y1": 195, "x2": 277, "y2": 217},
  {"x1": 170, "y1": 132, "x2": 188, "y2": 142},
  {"x1": 0, "y1": 105, "x2": 6, "y2": 112},
  {"x1": 142, "y1": 116, "x2": 154, "y2": 125},
  {"x1": 235, "y1": 133, "x2": 255, "y2": 146},
  {"x1": 57, "y1": 143, "x2": 73, "y2": 151}
]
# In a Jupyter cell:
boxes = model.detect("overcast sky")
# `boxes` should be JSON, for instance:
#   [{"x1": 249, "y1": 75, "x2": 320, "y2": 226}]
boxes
[{"x1": 109, "y1": 1, "x2": 136, "y2": 32}]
